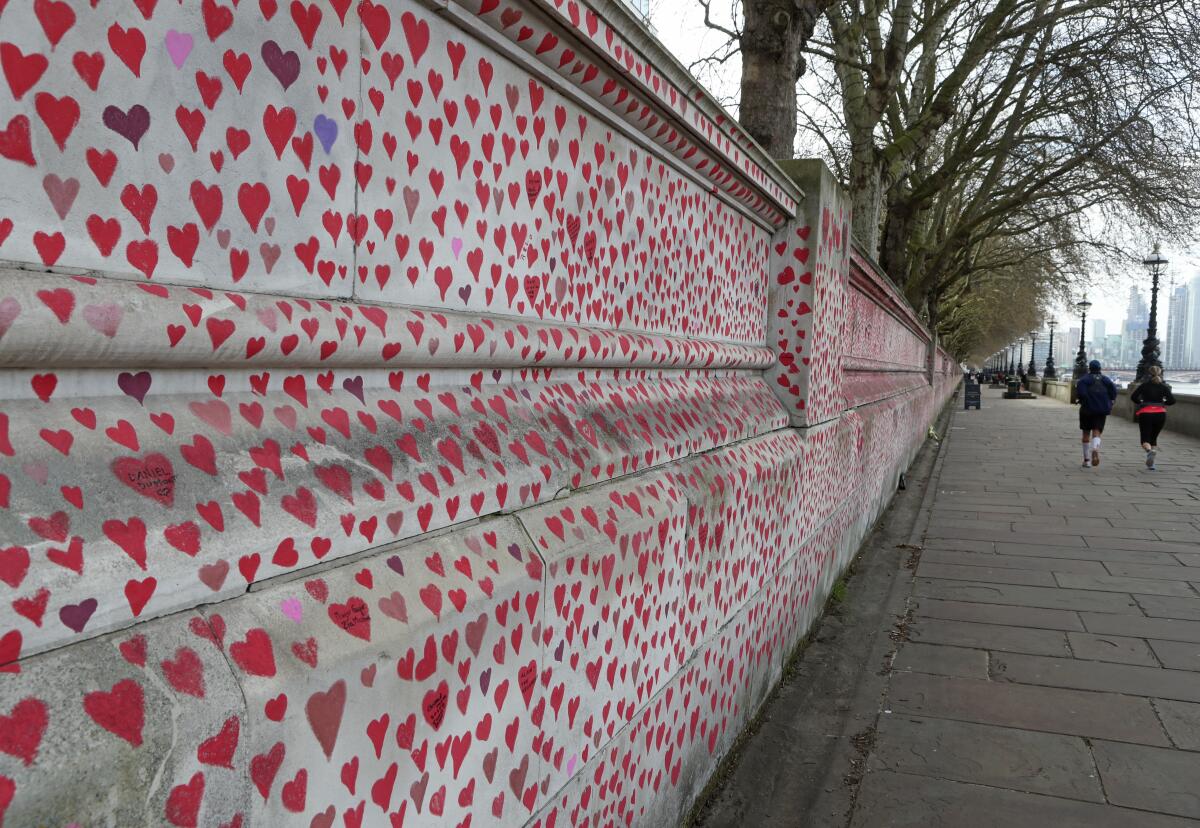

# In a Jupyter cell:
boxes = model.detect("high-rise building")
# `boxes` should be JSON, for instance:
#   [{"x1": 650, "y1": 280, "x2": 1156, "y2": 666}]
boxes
[
  {"x1": 1105, "y1": 334, "x2": 1122, "y2": 363},
  {"x1": 1121, "y1": 286, "x2": 1149, "y2": 368},
  {"x1": 1165, "y1": 282, "x2": 1189, "y2": 368},
  {"x1": 1093, "y1": 319, "x2": 1106, "y2": 344},
  {"x1": 1185, "y1": 275, "x2": 1200, "y2": 368}
]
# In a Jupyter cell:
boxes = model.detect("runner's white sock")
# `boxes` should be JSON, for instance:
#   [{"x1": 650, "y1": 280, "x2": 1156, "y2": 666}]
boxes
[
  {"x1": 1092, "y1": 437, "x2": 1101, "y2": 452},
  {"x1": 1082, "y1": 444, "x2": 1091, "y2": 461}
]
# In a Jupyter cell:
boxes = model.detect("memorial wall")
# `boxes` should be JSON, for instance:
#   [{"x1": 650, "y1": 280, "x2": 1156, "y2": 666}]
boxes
[{"x1": 0, "y1": 1, "x2": 957, "y2": 824}]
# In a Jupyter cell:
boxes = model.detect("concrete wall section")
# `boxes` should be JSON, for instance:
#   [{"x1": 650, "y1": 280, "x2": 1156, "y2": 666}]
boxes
[{"x1": 1038, "y1": 378, "x2": 1073, "y2": 405}]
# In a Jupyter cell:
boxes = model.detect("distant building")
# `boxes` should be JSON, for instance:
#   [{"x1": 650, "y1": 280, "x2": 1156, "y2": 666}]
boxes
[
  {"x1": 1105, "y1": 334, "x2": 1122, "y2": 363},
  {"x1": 1092, "y1": 319, "x2": 1106, "y2": 344},
  {"x1": 1121, "y1": 286, "x2": 1148, "y2": 368},
  {"x1": 1165, "y1": 283, "x2": 1189, "y2": 368},
  {"x1": 1185, "y1": 275, "x2": 1200, "y2": 368}
]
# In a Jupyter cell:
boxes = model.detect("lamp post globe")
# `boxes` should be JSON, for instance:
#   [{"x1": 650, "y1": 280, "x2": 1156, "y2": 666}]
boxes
[
  {"x1": 1136, "y1": 243, "x2": 1168, "y2": 384},
  {"x1": 1044, "y1": 318, "x2": 1058, "y2": 378}
]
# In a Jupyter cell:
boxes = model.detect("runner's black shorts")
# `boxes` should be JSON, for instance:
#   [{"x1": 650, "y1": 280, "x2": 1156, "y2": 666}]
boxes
[{"x1": 1079, "y1": 409, "x2": 1108, "y2": 432}]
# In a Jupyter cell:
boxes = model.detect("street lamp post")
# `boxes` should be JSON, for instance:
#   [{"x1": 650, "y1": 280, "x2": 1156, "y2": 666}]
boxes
[
  {"x1": 1027, "y1": 329, "x2": 1038, "y2": 379},
  {"x1": 1017, "y1": 337, "x2": 1027, "y2": 387},
  {"x1": 1008, "y1": 343, "x2": 1016, "y2": 375},
  {"x1": 1071, "y1": 299, "x2": 1092, "y2": 403},
  {"x1": 1136, "y1": 243, "x2": 1168, "y2": 383},
  {"x1": 1044, "y1": 318, "x2": 1058, "y2": 378}
]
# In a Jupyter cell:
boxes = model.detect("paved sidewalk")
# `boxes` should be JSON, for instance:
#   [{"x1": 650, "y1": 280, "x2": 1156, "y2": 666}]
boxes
[{"x1": 854, "y1": 386, "x2": 1200, "y2": 826}]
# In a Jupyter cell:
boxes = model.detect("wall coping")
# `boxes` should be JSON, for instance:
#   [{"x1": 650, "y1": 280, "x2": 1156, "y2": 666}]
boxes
[
  {"x1": 442, "y1": 0, "x2": 803, "y2": 224},
  {"x1": 848, "y1": 243, "x2": 930, "y2": 347}
]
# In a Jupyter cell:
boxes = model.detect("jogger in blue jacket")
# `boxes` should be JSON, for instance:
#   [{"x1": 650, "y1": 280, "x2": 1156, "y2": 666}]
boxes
[{"x1": 1076, "y1": 360, "x2": 1118, "y2": 468}]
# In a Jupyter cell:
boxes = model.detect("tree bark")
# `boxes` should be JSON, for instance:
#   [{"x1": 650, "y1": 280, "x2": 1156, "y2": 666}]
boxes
[
  {"x1": 738, "y1": 0, "x2": 826, "y2": 158},
  {"x1": 878, "y1": 192, "x2": 916, "y2": 287},
  {"x1": 848, "y1": 144, "x2": 884, "y2": 249}
]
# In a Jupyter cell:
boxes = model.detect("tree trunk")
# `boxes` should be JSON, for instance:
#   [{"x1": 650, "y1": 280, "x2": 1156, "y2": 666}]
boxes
[
  {"x1": 878, "y1": 193, "x2": 916, "y2": 288},
  {"x1": 848, "y1": 144, "x2": 884, "y2": 249},
  {"x1": 738, "y1": 0, "x2": 824, "y2": 158}
]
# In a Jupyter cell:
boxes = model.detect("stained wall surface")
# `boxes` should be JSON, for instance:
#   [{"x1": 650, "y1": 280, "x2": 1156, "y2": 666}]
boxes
[{"x1": 0, "y1": 0, "x2": 957, "y2": 825}]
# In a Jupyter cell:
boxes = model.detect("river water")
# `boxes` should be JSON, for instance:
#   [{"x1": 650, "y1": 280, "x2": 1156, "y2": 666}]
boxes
[{"x1": 1116, "y1": 379, "x2": 1200, "y2": 395}]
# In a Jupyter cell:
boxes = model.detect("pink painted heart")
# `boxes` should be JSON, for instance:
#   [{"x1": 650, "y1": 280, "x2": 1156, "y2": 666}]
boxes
[
  {"x1": 42, "y1": 174, "x2": 79, "y2": 220},
  {"x1": 280, "y1": 597, "x2": 303, "y2": 622},
  {"x1": 82, "y1": 303, "x2": 124, "y2": 338},
  {"x1": 164, "y1": 30, "x2": 193, "y2": 68}
]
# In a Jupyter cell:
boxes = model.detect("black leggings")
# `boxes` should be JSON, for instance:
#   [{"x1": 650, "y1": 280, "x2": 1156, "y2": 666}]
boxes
[{"x1": 1138, "y1": 412, "x2": 1166, "y2": 446}]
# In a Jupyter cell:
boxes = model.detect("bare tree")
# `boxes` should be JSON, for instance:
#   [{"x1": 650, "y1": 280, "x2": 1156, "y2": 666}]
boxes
[
  {"x1": 696, "y1": 0, "x2": 1200, "y2": 358},
  {"x1": 692, "y1": 0, "x2": 835, "y2": 156}
]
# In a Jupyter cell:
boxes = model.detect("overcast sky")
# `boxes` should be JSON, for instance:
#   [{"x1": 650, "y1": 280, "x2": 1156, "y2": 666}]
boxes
[{"x1": 645, "y1": 0, "x2": 1200, "y2": 334}]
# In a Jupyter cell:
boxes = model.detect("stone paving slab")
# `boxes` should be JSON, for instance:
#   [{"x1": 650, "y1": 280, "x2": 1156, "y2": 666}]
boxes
[
  {"x1": 921, "y1": 548, "x2": 1109, "y2": 574},
  {"x1": 1147, "y1": 639, "x2": 1200, "y2": 672},
  {"x1": 1155, "y1": 699, "x2": 1200, "y2": 750},
  {"x1": 1066, "y1": 631, "x2": 1161, "y2": 666},
  {"x1": 993, "y1": 540, "x2": 1178, "y2": 565},
  {"x1": 913, "y1": 596, "x2": 1086, "y2": 631},
  {"x1": 1082, "y1": 612, "x2": 1200, "y2": 644},
  {"x1": 1105, "y1": 561, "x2": 1199, "y2": 580},
  {"x1": 888, "y1": 671, "x2": 1170, "y2": 745},
  {"x1": 1092, "y1": 741, "x2": 1200, "y2": 819},
  {"x1": 891, "y1": 642, "x2": 990, "y2": 679},
  {"x1": 867, "y1": 716, "x2": 1105, "y2": 802},
  {"x1": 915, "y1": 561, "x2": 1059, "y2": 587},
  {"x1": 1083, "y1": 536, "x2": 1200, "y2": 555},
  {"x1": 1053, "y1": 571, "x2": 1199, "y2": 597},
  {"x1": 931, "y1": 499, "x2": 1027, "y2": 513},
  {"x1": 915, "y1": 578, "x2": 1143, "y2": 614},
  {"x1": 909, "y1": 617, "x2": 1070, "y2": 656},
  {"x1": 992, "y1": 650, "x2": 1200, "y2": 701},
  {"x1": 851, "y1": 771, "x2": 1199, "y2": 828},
  {"x1": 922, "y1": 537, "x2": 1000, "y2": 553},
  {"x1": 1136, "y1": 594, "x2": 1200, "y2": 621},
  {"x1": 929, "y1": 527, "x2": 1091, "y2": 546}
]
